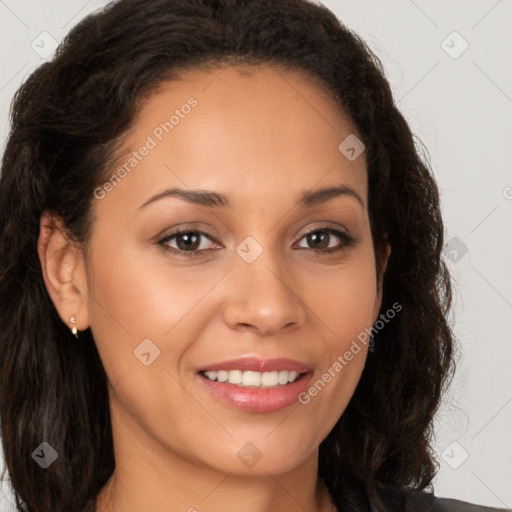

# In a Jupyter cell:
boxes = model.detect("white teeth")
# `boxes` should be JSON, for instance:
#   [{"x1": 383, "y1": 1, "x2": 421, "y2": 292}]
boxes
[
  {"x1": 228, "y1": 370, "x2": 242, "y2": 384},
  {"x1": 261, "y1": 371, "x2": 278, "y2": 387},
  {"x1": 242, "y1": 371, "x2": 261, "y2": 387},
  {"x1": 202, "y1": 369, "x2": 302, "y2": 388},
  {"x1": 217, "y1": 370, "x2": 228, "y2": 382},
  {"x1": 278, "y1": 370, "x2": 289, "y2": 385}
]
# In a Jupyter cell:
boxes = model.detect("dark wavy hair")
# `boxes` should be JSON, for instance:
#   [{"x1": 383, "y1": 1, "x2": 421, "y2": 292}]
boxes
[{"x1": 0, "y1": 0, "x2": 455, "y2": 510}]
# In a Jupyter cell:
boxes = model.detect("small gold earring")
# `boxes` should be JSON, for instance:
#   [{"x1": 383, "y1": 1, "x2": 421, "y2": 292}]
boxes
[{"x1": 69, "y1": 316, "x2": 78, "y2": 337}]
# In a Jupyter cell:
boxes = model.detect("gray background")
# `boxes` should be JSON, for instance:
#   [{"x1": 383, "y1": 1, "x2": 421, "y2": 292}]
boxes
[{"x1": 0, "y1": 0, "x2": 511, "y2": 509}]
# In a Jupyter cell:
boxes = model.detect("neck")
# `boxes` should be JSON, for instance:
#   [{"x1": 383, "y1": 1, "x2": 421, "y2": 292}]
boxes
[
  {"x1": 95, "y1": 400, "x2": 335, "y2": 512},
  {"x1": 96, "y1": 470, "x2": 334, "y2": 512}
]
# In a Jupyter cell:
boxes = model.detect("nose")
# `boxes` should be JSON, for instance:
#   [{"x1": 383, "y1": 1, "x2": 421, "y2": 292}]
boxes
[{"x1": 222, "y1": 253, "x2": 307, "y2": 336}]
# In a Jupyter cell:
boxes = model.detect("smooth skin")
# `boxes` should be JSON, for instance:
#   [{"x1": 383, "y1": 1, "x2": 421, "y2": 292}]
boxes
[{"x1": 38, "y1": 64, "x2": 390, "y2": 512}]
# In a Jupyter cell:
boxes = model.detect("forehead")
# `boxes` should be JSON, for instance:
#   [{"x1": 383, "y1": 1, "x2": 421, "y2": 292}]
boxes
[{"x1": 99, "y1": 64, "x2": 367, "y2": 214}]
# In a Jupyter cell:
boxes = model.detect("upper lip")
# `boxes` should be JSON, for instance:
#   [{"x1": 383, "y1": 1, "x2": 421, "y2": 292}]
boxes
[{"x1": 198, "y1": 357, "x2": 312, "y2": 373}]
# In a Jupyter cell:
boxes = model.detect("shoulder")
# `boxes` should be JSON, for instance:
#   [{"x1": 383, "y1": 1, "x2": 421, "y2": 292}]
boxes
[{"x1": 401, "y1": 489, "x2": 511, "y2": 512}]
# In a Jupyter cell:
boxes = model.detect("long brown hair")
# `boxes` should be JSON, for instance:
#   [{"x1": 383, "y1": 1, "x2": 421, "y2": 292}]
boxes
[{"x1": 0, "y1": 1, "x2": 455, "y2": 510}]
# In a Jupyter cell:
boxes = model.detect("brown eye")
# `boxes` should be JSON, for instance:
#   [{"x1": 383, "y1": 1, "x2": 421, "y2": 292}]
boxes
[
  {"x1": 158, "y1": 230, "x2": 219, "y2": 256},
  {"x1": 296, "y1": 228, "x2": 355, "y2": 253},
  {"x1": 305, "y1": 231, "x2": 331, "y2": 250},
  {"x1": 173, "y1": 232, "x2": 201, "y2": 251}
]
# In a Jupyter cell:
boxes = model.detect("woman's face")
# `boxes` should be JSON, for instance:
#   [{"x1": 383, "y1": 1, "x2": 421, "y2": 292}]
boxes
[{"x1": 82, "y1": 64, "x2": 386, "y2": 476}]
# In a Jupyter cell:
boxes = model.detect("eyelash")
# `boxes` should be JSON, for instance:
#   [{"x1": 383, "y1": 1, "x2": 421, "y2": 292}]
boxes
[{"x1": 157, "y1": 225, "x2": 356, "y2": 258}]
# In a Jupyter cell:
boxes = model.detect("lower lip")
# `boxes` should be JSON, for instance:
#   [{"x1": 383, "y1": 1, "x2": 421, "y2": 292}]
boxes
[{"x1": 198, "y1": 372, "x2": 313, "y2": 413}]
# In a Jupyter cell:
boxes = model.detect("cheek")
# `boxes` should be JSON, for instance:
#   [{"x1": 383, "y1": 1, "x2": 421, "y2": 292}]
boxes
[
  {"x1": 84, "y1": 243, "x2": 212, "y2": 440},
  {"x1": 305, "y1": 241, "x2": 380, "y2": 345},
  {"x1": 293, "y1": 243, "x2": 379, "y2": 430},
  {"x1": 85, "y1": 238, "x2": 231, "y2": 385}
]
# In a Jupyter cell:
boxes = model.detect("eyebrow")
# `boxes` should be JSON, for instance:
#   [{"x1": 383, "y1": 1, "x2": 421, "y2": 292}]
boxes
[{"x1": 137, "y1": 184, "x2": 364, "y2": 210}]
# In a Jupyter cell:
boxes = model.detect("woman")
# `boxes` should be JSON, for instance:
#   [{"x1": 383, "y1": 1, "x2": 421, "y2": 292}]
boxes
[{"x1": 0, "y1": 0, "x2": 507, "y2": 511}]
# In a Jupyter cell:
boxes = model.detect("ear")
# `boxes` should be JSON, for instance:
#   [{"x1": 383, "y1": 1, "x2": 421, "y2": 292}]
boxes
[
  {"x1": 37, "y1": 210, "x2": 90, "y2": 334},
  {"x1": 378, "y1": 242, "x2": 391, "y2": 294},
  {"x1": 372, "y1": 241, "x2": 391, "y2": 321}
]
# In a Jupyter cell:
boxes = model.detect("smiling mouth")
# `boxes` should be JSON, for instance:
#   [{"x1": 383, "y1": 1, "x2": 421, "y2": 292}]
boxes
[{"x1": 200, "y1": 370, "x2": 306, "y2": 388}]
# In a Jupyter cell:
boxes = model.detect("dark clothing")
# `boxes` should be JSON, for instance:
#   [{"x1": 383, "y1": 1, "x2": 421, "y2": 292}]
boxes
[
  {"x1": 330, "y1": 484, "x2": 511, "y2": 511},
  {"x1": 403, "y1": 489, "x2": 510, "y2": 512}
]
